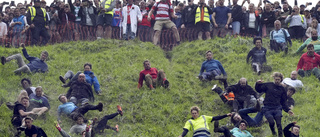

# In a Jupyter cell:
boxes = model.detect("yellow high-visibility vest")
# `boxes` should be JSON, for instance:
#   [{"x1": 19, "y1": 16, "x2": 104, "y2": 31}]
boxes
[
  {"x1": 195, "y1": 6, "x2": 210, "y2": 24},
  {"x1": 28, "y1": 7, "x2": 46, "y2": 22},
  {"x1": 288, "y1": 14, "x2": 304, "y2": 27},
  {"x1": 104, "y1": 0, "x2": 113, "y2": 15}
]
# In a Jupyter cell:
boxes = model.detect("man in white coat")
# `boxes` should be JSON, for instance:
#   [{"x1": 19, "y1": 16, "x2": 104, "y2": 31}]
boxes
[{"x1": 122, "y1": 0, "x2": 142, "y2": 40}]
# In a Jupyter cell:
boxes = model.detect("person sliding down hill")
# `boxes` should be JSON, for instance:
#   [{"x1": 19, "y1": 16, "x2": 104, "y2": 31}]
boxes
[
  {"x1": 198, "y1": 50, "x2": 228, "y2": 88},
  {"x1": 178, "y1": 106, "x2": 232, "y2": 137},
  {"x1": 138, "y1": 60, "x2": 169, "y2": 90},
  {"x1": 247, "y1": 36, "x2": 272, "y2": 75}
]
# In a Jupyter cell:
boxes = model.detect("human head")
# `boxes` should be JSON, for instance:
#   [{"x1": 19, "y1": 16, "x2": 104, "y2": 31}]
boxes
[
  {"x1": 290, "y1": 71, "x2": 298, "y2": 80},
  {"x1": 274, "y1": 1, "x2": 280, "y2": 8},
  {"x1": 34, "y1": 0, "x2": 41, "y2": 7},
  {"x1": 128, "y1": 0, "x2": 133, "y2": 5},
  {"x1": 206, "y1": 50, "x2": 213, "y2": 60},
  {"x1": 272, "y1": 72, "x2": 283, "y2": 85},
  {"x1": 231, "y1": 113, "x2": 242, "y2": 124},
  {"x1": 265, "y1": 4, "x2": 271, "y2": 12},
  {"x1": 75, "y1": 0, "x2": 81, "y2": 6},
  {"x1": 253, "y1": 36, "x2": 262, "y2": 49},
  {"x1": 14, "y1": 8, "x2": 20, "y2": 17},
  {"x1": 139, "y1": 1, "x2": 145, "y2": 9},
  {"x1": 307, "y1": 44, "x2": 315, "y2": 56},
  {"x1": 283, "y1": 3, "x2": 288, "y2": 10},
  {"x1": 258, "y1": 7, "x2": 263, "y2": 14},
  {"x1": 84, "y1": 63, "x2": 92, "y2": 71},
  {"x1": 239, "y1": 78, "x2": 247, "y2": 87},
  {"x1": 40, "y1": 0, "x2": 46, "y2": 8},
  {"x1": 311, "y1": 19, "x2": 319, "y2": 29},
  {"x1": 24, "y1": 116, "x2": 34, "y2": 129},
  {"x1": 311, "y1": 30, "x2": 318, "y2": 41},
  {"x1": 239, "y1": 120, "x2": 248, "y2": 130},
  {"x1": 21, "y1": 78, "x2": 32, "y2": 89},
  {"x1": 190, "y1": 106, "x2": 200, "y2": 119},
  {"x1": 249, "y1": 3, "x2": 255, "y2": 12},
  {"x1": 76, "y1": 116, "x2": 84, "y2": 125},
  {"x1": 219, "y1": 0, "x2": 224, "y2": 6},
  {"x1": 233, "y1": 0, "x2": 238, "y2": 5},
  {"x1": 58, "y1": 94, "x2": 67, "y2": 103},
  {"x1": 64, "y1": 4, "x2": 70, "y2": 12},
  {"x1": 291, "y1": 125, "x2": 300, "y2": 135},
  {"x1": 5, "y1": 6, "x2": 11, "y2": 14},
  {"x1": 293, "y1": 6, "x2": 299, "y2": 14},
  {"x1": 300, "y1": 5, "x2": 305, "y2": 12},
  {"x1": 35, "y1": 86, "x2": 43, "y2": 97},
  {"x1": 40, "y1": 51, "x2": 48, "y2": 61},
  {"x1": 287, "y1": 86, "x2": 296, "y2": 97},
  {"x1": 143, "y1": 60, "x2": 151, "y2": 70},
  {"x1": 20, "y1": 7, "x2": 26, "y2": 15},
  {"x1": 274, "y1": 20, "x2": 281, "y2": 30},
  {"x1": 20, "y1": 96, "x2": 30, "y2": 108},
  {"x1": 78, "y1": 73, "x2": 86, "y2": 82},
  {"x1": 208, "y1": 0, "x2": 214, "y2": 7}
]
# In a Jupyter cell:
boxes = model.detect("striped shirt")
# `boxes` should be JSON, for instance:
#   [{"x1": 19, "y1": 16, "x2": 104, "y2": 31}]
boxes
[{"x1": 152, "y1": 2, "x2": 173, "y2": 20}]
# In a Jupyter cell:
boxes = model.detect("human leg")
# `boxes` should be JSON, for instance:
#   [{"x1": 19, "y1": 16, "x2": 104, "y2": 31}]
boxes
[
  {"x1": 94, "y1": 112, "x2": 119, "y2": 132},
  {"x1": 55, "y1": 122, "x2": 71, "y2": 137},
  {"x1": 69, "y1": 97, "x2": 78, "y2": 105},
  {"x1": 4, "y1": 53, "x2": 26, "y2": 67},
  {"x1": 312, "y1": 67, "x2": 320, "y2": 80},
  {"x1": 157, "y1": 69, "x2": 169, "y2": 88},
  {"x1": 232, "y1": 99, "x2": 241, "y2": 112},
  {"x1": 96, "y1": 25, "x2": 104, "y2": 39},
  {"x1": 31, "y1": 27, "x2": 41, "y2": 46},
  {"x1": 78, "y1": 102, "x2": 103, "y2": 115},
  {"x1": 31, "y1": 107, "x2": 48, "y2": 116},
  {"x1": 252, "y1": 62, "x2": 261, "y2": 74},
  {"x1": 39, "y1": 27, "x2": 50, "y2": 46},
  {"x1": 145, "y1": 74, "x2": 155, "y2": 89},
  {"x1": 213, "y1": 121, "x2": 232, "y2": 137},
  {"x1": 232, "y1": 21, "x2": 241, "y2": 35},
  {"x1": 297, "y1": 69, "x2": 306, "y2": 77}
]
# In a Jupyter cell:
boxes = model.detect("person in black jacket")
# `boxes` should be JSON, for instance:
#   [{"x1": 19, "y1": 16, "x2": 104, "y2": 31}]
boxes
[
  {"x1": 242, "y1": 3, "x2": 260, "y2": 37},
  {"x1": 225, "y1": 77, "x2": 258, "y2": 112},
  {"x1": 261, "y1": 3, "x2": 276, "y2": 37},
  {"x1": 283, "y1": 122, "x2": 300, "y2": 137},
  {"x1": 26, "y1": 0, "x2": 50, "y2": 46},
  {"x1": 255, "y1": 72, "x2": 294, "y2": 137},
  {"x1": 247, "y1": 37, "x2": 269, "y2": 75},
  {"x1": 78, "y1": 0, "x2": 97, "y2": 40},
  {"x1": 230, "y1": 0, "x2": 243, "y2": 35},
  {"x1": 181, "y1": 0, "x2": 196, "y2": 29},
  {"x1": 66, "y1": 73, "x2": 95, "y2": 106}
]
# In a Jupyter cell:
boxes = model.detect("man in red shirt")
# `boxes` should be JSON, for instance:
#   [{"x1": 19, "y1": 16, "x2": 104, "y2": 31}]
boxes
[
  {"x1": 138, "y1": 60, "x2": 169, "y2": 90},
  {"x1": 297, "y1": 44, "x2": 320, "y2": 80},
  {"x1": 147, "y1": 0, "x2": 180, "y2": 45}
]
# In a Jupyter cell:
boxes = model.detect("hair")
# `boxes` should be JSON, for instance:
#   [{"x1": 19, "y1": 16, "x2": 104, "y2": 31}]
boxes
[
  {"x1": 21, "y1": 78, "x2": 32, "y2": 85},
  {"x1": 230, "y1": 113, "x2": 240, "y2": 125},
  {"x1": 20, "y1": 96, "x2": 29, "y2": 102},
  {"x1": 272, "y1": 72, "x2": 284, "y2": 81},
  {"x1": 307, "y1": 44, "x2": 314, "y2": 49},
  {"x1": 84, "y1": 62, "x2": 92, "y2": 69},
  {"x1": 25, "y1": 116, "x2": 34, "y2": 121},
  {"x1": 253, "y1": 36, "x2": 262, "y2": 44},
  {"x1": 190, "y1": 106, "x2": 200, "y2": 113},
  {"x1": 58, "y1": 94, "x2": 66, "y2": 101},
  {"x1": 206, "y1": 50, "x2": 212, "y2": 54},
  {"x1": 287, "y1": 86, "x2": 296, "y2": 94},
  {"x1": 292, "y1": 124, "x2": 300, "y2": 129},
  {"x1": 41, "y1": 51, "x2": 49, "y2": 57},
  {"x1": 143, "y1": 60, "x2": 150, "y2": 65},
  {"x1": 239, "y1": 119, "x2": 248, "y2": 127}
]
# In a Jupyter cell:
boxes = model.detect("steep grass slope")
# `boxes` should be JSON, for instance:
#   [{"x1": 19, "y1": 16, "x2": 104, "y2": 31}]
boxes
[{"x1": 0, "y1": 37, "x2": 319, "y2": 137}]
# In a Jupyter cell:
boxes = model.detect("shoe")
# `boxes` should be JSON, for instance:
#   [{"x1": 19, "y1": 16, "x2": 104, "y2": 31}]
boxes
[
  {"x1": 6, "y1": 102, "x2": 15, "y2": 110},
  {"x1": 163, "y1": 80, "x2": 169, "y2": 88},
  {"x1": 17, "y1": 126, "x2": 26, "y2": 131},
  {"x1": 297, "y1": 70, "x2": 305, "y2": 77},
  {"x1": 284, "y1": 47, "x2": 288, "y2": 54},
  {"x1": 257, "y1": 71, "x2": 261, "y2": 76},
  {"x1": 115, "y1": 124, "x2": 119, "y2": 132},
  {"x1": 97, "y1": 103, "x2": 103, "y2": 112},
  {"x1": 212, "y1": 85, "x2": 223, "y2": 95},
  {"x1": 59, "y1": 76, "x2": 66, "y2": 84},
  {"x1": 1, "y1": 56, "x2": 6, "y2": 65},
  {"x1": 117, "y1": 105, "x2": 123, "y2": 116},
  {"x1": 54, "y1": 121, "x2": 61, "y2": 131}
]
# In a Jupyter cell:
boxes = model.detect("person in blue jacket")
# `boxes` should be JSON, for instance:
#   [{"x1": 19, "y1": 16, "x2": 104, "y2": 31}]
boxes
[
  {"x1": 59, "y1": 63, "x2": 101, "y2": 95},
  {"x1": 199, "y1": 50, "x2": 228, "y2": 88},
  {"x1": 1, "y1": 43, "x2": 48, "y2": 74}
]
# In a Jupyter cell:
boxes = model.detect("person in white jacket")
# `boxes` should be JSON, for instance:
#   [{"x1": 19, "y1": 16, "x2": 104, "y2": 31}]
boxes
[{"x1": 122, "y1": 0, "x2": 142, "y2": 40}]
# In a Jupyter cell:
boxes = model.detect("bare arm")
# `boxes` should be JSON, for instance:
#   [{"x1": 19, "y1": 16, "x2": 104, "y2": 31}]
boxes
[
  {"x1": 19, "y1": 110, "x2": 34, "y2": 117},
  {"x1": 147, "y1": 9, "x2": 154, "y2": 21}
]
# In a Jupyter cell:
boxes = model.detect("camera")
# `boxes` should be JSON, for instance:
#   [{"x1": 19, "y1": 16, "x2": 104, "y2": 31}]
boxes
[
  {"x1": 307, "y1": 2, "x2": 312, "y2": 5},
  {"x1": 2, "y1": 1, "x2": 9, "y2": 5}
]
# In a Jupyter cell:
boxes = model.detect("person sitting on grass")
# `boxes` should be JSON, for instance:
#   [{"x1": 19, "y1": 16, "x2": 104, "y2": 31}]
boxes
[
  {"x1": 247, "y1": 36, "x2": 272, "y2": 75},
  {"x1": 24, "y1": 116, "x2": 47, "y2": 137},
  {"x1": 214, "y1": 119, "x2": 253, "y2": 137},
  {"x1": 27, "y1": 86, "x2": 50, "y2": 117},
  {"x1": 57, "y1": 95, "x2": 103, "y2": 122},
  {"x1": 295, "y1": 30, "x2": 320, "y2": 55},
  {"x1": 59, "y1": 63, "x2": 102, "y2": 95},
  {"x1": 296, "y1": 44, "x2": 320, "y2": 80},
  {"x1": 178, "y1": 106, "x2": 232, "y2": 137},
  {"x1": 211, "y1": 84, "x2": 235, "y2": 107},
  {"x1": 282, "y1": 71, "x2": 303, "y2": 90},
  {"x1": 138, "y1": 60, "x2": 170, "y2": 90},
  {"x1": 55, "y1": 106, "x2": 122, "y2": 136},
  {"x1": 66, "y1": 73, "x2": 95, "y2": 106},
  {"x1": 199, "y1": 50, "x2": 228, "y2": 88},
  {"x1": 283, "y1": 122, "x2": 300, "y2": 137},
  {"x1": 1, "y1": 43, "x2": 48, "y2": 74}
]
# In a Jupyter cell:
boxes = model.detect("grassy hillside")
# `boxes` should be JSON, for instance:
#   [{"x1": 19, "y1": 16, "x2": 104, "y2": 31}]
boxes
[{"x1": 0, "y1": 37, "x2": 319, "y2": 137}]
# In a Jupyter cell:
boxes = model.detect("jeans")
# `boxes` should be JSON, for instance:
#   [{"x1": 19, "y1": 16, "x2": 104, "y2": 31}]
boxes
[
  {"x1": 201, "y1": 70, "x2": 221, "y2": 80},
  {"x1": 238, "y1": 107, "x2": 264, "y2": 127},
  {"x1": 123, "y1": 24, "x2": 135, "y2": 40},
  {"x1": 94, "y1": 112, "x2": 119, "y2": 132},
  {"x1": 232, "y1": 21, "x2": 241, "y2": 35},
  {"x1": 31, "y1": 26, "x2": 50, "y2": 46},
  {"x1": 297, "y1": 68, "x2": 320, "y2": 78}
]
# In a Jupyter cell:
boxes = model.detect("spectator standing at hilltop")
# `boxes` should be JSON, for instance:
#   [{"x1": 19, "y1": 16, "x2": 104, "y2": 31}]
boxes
[
  {"x1": 285, "y1": 6, "x2": 307, "y2": 40},
  {"x1": 242, "y1": 3, "x2": 260, "y2": 37},
  {"x1": 261, "y1": 3, "x2": 276, "y2": 37},
  {"x1": 194, "y1": 0, "x2": 213, "y2": 40},
  {"x1": 96, "y1": 0, "x2": 116, "y2": 39},
  {"x1": 212, "y1": 0, "x2": 231, "y2": 38},
  {"x1": 121, "y1": 0, "x2": 142, "y2": 40}
]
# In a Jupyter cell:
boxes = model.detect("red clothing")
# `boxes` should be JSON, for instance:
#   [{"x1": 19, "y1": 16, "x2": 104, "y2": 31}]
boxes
[
  {"x1": 138, "y1": 68, "x2": 158, "y2": 88},
  {"x1": 152, "y1": 2, "x2": 173, "y2": 20},
  {"x1": 127, "y1": 5, "x2": 132, "y2": 24},
  {"x1": 297, "y1": 52, "x2": 320, "y2": 71},
  {"x1": 139, "y1": 8, "x2": 154, "y2": 27}
]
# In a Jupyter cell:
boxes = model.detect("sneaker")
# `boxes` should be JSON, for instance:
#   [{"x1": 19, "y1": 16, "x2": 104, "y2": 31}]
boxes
[
  {"x1": 1, "y1": 56, "x2": 6, "y2": 65},
  {"x1": 97, "y1": 103, "x2": 103, "y2": 112},
  {"x1": 212, "y1": 85, "x2": 223, "y2": 95},
  {"x1": 163, "y1": 80, "x2": 169, "y2": 88},
  {"x1": 117, "y1": 105, "x2": 123, "y2": 116},
  {"x1": 54, "y1": 121, "x2": 61, "y2": 131},
  {"x1": 284, "y1": 47, "x2": 288, "y2": 54},
  {"x1": 59, "y1": 76, "x2": 66, "y2": 84},
  {"x1": 17, "y1": 126, "x2": 26, "y2": 131},
  {"x1": 115, "y1": 124, "x2": 119, "y2": 132}
]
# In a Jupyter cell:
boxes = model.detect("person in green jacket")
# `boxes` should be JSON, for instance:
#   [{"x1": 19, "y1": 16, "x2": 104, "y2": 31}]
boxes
[{"x1": 296, "y1": 30, "x2": 320, "y2": 54}]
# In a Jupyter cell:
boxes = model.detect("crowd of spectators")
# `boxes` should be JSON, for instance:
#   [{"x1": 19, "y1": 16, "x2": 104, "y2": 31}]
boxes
[{"x1": 1, "y1": 0, "x2": 320, "y2": 50}]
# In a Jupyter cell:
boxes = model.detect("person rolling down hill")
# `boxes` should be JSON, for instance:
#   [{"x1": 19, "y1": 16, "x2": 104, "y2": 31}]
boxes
[{"x1": 178, "y1": 106, "x2": 232, "y2": 137}]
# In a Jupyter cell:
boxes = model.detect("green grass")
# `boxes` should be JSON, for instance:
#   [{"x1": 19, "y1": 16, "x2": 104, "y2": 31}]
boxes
[{"x1": 0, "y1": 37, "x2": 319, "y2": 137}]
